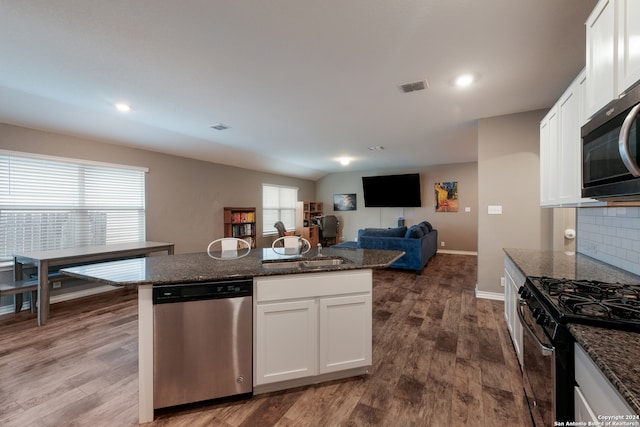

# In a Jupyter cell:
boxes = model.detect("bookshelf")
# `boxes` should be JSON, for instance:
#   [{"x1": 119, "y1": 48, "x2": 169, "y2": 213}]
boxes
[
  {"x1": 223, "y1": 207, "x2": 257, "y2": 248},
  {"x1": 297, "y1": 201, "x2": 323, "y2": 247}
]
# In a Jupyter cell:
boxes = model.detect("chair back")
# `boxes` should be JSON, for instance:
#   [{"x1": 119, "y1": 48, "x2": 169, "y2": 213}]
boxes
[
  {"x1": 207, "y1": 237, "x2": 251, "y2": 259},
  {"x1": 274, "y1": 221, "x2": 288, "y2": 237},
  {"x1": 320, "y1": 215, "x2": 338, "y2": 238},
  {"x1": 271, "y1": 236, "x2": 311, "y2": 255}
]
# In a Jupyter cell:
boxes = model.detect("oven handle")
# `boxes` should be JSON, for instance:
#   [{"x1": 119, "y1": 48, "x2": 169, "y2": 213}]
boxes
[
  {"x1": 517, "y1": 300, "x2": 554, "y2": 357},
  {"x1": 618, "y1": 103, "x2": 640, "y2": 177}
]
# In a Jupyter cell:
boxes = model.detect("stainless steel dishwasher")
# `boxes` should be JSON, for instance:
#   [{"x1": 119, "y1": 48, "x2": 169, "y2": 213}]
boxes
[{"x1": 152, "y1": 279, "x2": 253, "y2": 409}]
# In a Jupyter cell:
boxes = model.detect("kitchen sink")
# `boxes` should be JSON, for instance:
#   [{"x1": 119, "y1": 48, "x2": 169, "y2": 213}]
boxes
[{"x1": 261, "y1": 256, "x2": 350, "y2": 270}]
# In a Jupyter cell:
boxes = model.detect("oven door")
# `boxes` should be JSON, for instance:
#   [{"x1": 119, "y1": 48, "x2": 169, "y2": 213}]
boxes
[{"x1": 518, "y1": 300, "x2": 556, "y2": 427}]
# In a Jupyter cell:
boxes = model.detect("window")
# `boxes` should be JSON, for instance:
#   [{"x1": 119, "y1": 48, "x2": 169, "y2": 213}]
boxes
[
  {"x1": 0, "y1": 151, "x2": 147, "y2": 261},
  {"x1": 262, "y1": 184, "x2": 297, "y2": 234}
]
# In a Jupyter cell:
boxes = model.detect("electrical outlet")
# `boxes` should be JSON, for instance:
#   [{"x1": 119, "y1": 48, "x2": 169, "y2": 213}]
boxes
[
  {"x1": 441, "y1": 241, "x2": 445, "y2": 247},
  {"x1": 52, "y1": 281, "x2": 62, "y2": 289},
  {"x1": 500, "y1": 277, "x2": 505, "y2": 287}
]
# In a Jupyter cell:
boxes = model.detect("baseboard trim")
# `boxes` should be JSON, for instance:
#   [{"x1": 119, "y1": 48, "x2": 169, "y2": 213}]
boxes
[
  {"x1": 437, "y1": 249, "x2": 478, "y2": 256},
  {"x1": 475, "y1": 286, "x2": 504, "y2": 301},
  {"x1": 0, "y1": 284, "x2": 120, "y2": 316}
]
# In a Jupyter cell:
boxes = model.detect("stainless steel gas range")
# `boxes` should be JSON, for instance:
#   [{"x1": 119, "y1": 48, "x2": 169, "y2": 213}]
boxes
[{"x1": 517, "y1": 276, "x2": 640, "y2": 426}]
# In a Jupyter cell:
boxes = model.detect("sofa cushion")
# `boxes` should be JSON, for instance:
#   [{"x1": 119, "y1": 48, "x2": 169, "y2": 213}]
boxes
[
  {"x1": 359, "y1": 227, "x2": 407, "y2": 238},
  {"x1": 404, "y1": 225, "x2": 424, "y2": 239},
  {"x1": 419, "y1": 221, "x2": 433, "y2": 232}
]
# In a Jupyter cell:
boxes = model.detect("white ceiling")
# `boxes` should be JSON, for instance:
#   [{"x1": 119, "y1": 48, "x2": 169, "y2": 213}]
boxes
[{"x1": 0, "y1": 0, "x2": 597, "y2": 180}]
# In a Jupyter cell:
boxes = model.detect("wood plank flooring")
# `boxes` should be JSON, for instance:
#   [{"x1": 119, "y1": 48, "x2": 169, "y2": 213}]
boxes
[{"x1": 0, "y1": 254, "x2": 530, "y2": 426}]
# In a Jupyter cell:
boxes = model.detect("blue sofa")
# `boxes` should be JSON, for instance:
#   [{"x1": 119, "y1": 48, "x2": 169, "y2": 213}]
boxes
[{"x1": 336, "y1": 221, "x2": 437, "y2": 274}]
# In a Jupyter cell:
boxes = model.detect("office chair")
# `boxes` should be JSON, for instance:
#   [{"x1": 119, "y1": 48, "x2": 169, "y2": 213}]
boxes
[
  {"x1": 319, "y1": 215, "x2": 338, "y2": 246},
  {"x1": 274, "y1": 221, "x2": 290, "y2": 238}
]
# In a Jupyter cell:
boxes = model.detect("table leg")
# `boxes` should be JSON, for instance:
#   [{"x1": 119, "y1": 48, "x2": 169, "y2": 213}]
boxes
[
  {"x1": 38, "y1": 260, "x2": 50, "y2": 326},
  {"x1": 12, "y1": 259, "x2": 26, "y2": 313}
]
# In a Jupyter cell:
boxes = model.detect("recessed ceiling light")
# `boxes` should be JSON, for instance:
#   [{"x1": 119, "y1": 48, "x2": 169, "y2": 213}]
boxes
[
  {"x1": 210, "y1": 123, "x2": 230, "y2": 131},
  {"x1": 454, "y1": 74, "x2": 474, "y2": 88},
  {"x1": 338, "y1": 157, "x2": 351, "y2": 166},
  {"x1": 115, "y1": 103, "x2": 131, "y2": 112}
]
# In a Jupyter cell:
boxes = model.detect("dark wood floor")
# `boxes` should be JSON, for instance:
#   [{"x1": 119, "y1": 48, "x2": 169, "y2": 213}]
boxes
[{"x1": 0, "y1": 254, "x2": 530, "y2": 426}]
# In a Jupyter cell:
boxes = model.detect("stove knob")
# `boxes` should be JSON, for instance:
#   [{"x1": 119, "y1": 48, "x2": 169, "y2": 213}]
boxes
[
  {"x1": 532, "y1": 308, "x2": 542, "y2": 318},
  {"x1": 519, "y1": 288, "x2": 530, "y2": 299},
  {"x1": 536, "y1": 313, "x2": 549, "y2": 326}
]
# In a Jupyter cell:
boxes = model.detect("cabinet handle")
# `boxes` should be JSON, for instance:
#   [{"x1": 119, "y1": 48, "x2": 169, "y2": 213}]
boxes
[{"x1": 618, "y1": 103, "x2": 640, "y2": 177}]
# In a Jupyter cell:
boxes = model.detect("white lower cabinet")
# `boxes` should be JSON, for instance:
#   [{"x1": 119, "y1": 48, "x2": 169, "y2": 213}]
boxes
[
  {"x1": 574, "y1": 343, "x2": 635, "y2": 420},
  {"x1": 504, "y1": 256, "x2": 524, "y2": 366},
  {"x1": 319, "y1": 294, "x2": 372, "y2": 374},
  {"x1": 255, "y1": 299, "x2": 318, "y2": 383},
  {"x1": 254, "y1": 270, "x2": 372, "y2": 390}
]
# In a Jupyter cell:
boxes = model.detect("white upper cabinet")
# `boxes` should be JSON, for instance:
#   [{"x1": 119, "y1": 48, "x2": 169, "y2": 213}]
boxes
[
  {"x1": 586, "y1": 0, "x2": 640, "y2": 118},
  {"x1": 617, "y1": 0, "x2": 640, "y2": 92},
  {"x1": 540, "y1": 71, "x2": 601, "y2": 207},
  {"x1": 586, "y1": 0, "x2": 617, "y2": 118}
]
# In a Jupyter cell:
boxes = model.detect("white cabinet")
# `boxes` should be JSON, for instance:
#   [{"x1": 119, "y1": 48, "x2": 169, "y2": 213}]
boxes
[
  {"x1": 539, "y1": 105, "x2": 559, "y2": 206},
  {"x1": 540, "y1": 71, "x2": 601, "y2": 207},
  {"x1": 504, "y1": 256, "x2": 524, "y2": 366},
  {"x1": 617, "y1": 0, "x2": 640, "y2": 92},
  {"x1": 254, "y1": 270, "x2": 372, "y2": 391},
  {"x1": 574, "y1": 343, "x2": 635, "y2": 420},
  {"x1": 586, "y1": 0, "x2": 617, "y2": 118},
  {"x1": 255, "y1": 299, "x2": 318, "y2": 383},
  {"x1": 319, "y1": 294, "x2": 372, "y2": 374},
  {"x1": 586, "y1": 0, "x2": 640, "y2": 118}
]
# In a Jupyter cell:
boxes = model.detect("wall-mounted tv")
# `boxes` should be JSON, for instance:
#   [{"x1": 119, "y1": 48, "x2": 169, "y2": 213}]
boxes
[{"x1": 362, "y1": 173, "x2": 422, "y2": 207}]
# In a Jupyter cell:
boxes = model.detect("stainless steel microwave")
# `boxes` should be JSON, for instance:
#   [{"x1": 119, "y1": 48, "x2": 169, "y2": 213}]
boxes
[{"x1": 582, "y1": 83, "x2": 640, "y2": 201}]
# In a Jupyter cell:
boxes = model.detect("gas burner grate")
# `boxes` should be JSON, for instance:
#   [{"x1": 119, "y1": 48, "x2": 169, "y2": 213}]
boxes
[{"x1": 558, "y1": 294, "x2": 640, "y2": 320}]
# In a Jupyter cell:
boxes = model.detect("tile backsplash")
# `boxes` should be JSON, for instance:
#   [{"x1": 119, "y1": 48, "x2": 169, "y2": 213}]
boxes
[{"x1": 577, "y1": 207, "x2": 640, "y2": 276}]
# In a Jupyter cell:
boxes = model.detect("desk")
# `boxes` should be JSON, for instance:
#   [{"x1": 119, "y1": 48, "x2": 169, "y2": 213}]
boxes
[{"x1": 14, "y1": 241, "x2": 174, "y2": 326}]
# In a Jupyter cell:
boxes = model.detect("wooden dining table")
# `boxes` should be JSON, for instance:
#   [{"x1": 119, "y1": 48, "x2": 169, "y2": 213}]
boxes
[{"x1": 13, "y1": 241, "x2": 174, "y2": 326}]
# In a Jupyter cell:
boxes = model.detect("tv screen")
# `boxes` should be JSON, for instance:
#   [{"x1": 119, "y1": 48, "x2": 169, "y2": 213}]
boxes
[{"x1": 362, "y1": 173, "x2": 422, "y2": 207}]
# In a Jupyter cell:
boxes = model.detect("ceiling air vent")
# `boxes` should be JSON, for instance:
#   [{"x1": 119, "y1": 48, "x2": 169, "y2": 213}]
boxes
[
  {"x1": 398, "y1": 79, "x2": 429, "y2": 93},
  {"x1": 210, "y1": 123, "x2": 230, "y2": 131}
]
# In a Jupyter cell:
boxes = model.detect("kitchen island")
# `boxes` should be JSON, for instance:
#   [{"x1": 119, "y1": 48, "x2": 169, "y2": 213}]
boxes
[{"x1": 62, "y1": 247, "x2": 404, "y2": 423}]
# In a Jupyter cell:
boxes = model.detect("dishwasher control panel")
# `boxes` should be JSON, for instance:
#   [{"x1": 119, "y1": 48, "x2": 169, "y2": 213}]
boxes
[{"x1": 152, "y1": 279, "x2": 252, "y2": 304}]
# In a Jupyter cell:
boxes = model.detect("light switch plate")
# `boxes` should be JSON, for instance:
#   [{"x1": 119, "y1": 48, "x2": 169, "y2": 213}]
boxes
[
  {"x1": 488, "y1": 205, "x2": 502, "y2": 215},
  {"x1": 465, "y1": 207, "x2": 471, "y2": 212}
]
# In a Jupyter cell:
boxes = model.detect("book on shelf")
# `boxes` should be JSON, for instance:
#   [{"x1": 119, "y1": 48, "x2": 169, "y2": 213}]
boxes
[{"x1": 231, "y1": 211, "x2": 255, "y2": 223}]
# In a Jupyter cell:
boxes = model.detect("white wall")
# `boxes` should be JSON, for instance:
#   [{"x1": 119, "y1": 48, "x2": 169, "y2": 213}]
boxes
[
  {"x1": 477, "y1": 110, "x2": 553, "y2": 294},
  {"x1": 0, "y1": 123, "x2": 316, "y2": 253}
]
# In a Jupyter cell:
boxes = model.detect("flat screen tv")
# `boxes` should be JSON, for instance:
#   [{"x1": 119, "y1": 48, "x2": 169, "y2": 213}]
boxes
[{"x1": 362, "y1": 173, "x2": 422, "y2": 207}]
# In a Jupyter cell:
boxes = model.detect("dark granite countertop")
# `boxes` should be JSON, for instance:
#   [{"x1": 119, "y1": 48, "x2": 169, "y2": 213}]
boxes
[
  {"x1": 504, "y1": 248, "x2": 640, "y2": 415},
  {"x1": 60, "y1": 247, "x2": 404, "y2": 287},
  {"x1": 569, "y1": 324, "x2": 640, "y2": 415},
  {"x1": 503, "y1": 248, "x2": 640, "y2": 285}
]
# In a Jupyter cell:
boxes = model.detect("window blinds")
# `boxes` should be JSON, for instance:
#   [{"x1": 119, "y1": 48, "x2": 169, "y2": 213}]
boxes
[
  {"x1": 262, "y1": 184, "x2": 298, "y2": 233},
  {"x1": 0, "y1": 152, "x2": 146, "y2": 260}
]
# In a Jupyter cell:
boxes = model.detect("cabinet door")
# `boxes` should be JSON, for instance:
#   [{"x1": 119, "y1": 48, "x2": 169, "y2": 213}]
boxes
[
  {"x1": 586, "y1": 0, "x2": 617, "y2": 118},
  {"x1": 575, "y1": 386, "x2": 599, "y2": 423},
  {"x1": 319, "y1": 294, "x2": 372, "y2": 374},
  {"x1": 558, "y1": 87, "x2": 580, "y2": 204},
  {"x1": 617, "y1": 0, "x2": 640, "y2": 93},
  {"x1": 255, "y1": 299, "x2": 318, "y2": 385},
  {"x1": 540, "y1": 106, "x2": 559, "y2": 206},
  {"x1": 504, "y1": 267, "x2": 523, "y2": 366}
]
